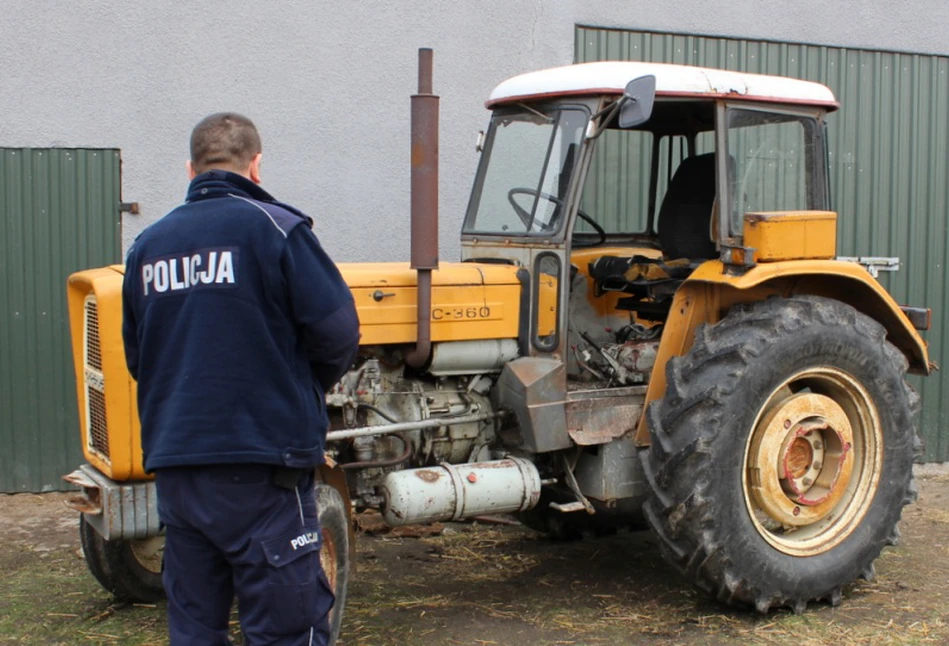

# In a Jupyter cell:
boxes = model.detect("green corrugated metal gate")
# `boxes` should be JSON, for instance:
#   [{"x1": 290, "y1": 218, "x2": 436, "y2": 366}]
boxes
[
  {"x1": 1, "y1": 148, "x2": 121, "y2": 491},
  {"x1": 577, "y1": 26, "x2": 949, "y2": 462}
]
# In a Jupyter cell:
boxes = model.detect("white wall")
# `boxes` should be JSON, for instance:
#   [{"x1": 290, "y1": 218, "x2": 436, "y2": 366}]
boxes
[{"x1": 3, "y1": 1, "x2": 947, "y2": 262}]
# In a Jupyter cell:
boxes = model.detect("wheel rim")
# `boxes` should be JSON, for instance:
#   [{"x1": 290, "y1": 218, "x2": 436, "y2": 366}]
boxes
[
  {"x1": 321, "y1": 527, "x2": 339, "y2": 592},
  {"x1": 129, "y1": 536, "x2": 165, "y2": 574},
  {"x1": 742, "y1": 367, "x2": 883, "y2": 556}
]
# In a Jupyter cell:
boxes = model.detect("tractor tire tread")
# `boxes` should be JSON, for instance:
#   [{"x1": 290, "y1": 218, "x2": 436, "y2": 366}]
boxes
[{"x1": 641, "y1": 295, "x2": 920, "y2": 612}]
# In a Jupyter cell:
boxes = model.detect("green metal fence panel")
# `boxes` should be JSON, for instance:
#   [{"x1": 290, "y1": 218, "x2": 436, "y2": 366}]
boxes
[
  {"x1": 576, "y1": 27, "x2": 949, "y2": 462},
  {"x1": 0, "y1": 148, "x2": 121, "y2": 491}
]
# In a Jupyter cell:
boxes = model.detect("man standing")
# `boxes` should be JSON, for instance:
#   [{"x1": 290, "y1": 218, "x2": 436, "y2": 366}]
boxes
[{"x1": 122, "y1": 113, "x2": 359, "y2": 645}]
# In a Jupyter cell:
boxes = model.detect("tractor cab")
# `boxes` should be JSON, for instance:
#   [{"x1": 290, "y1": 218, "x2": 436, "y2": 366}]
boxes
[{"x1": 462, "y1": 62, "x2": 839, "y2": 368}]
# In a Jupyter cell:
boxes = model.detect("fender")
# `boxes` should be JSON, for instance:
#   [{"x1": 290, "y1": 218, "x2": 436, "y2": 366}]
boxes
[{"x1": 635, "y1": 259, "x2": 932, "y2": 445}]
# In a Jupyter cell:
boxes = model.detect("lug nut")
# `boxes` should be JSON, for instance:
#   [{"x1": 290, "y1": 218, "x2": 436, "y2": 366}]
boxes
[
  {"x1": 802, "y1": 478, "x2": 812, "y2": 487},
  {"x1": 813, "y1": 461, "x2": 822, "y2": 470},
  {"x1": 813, "y1": 441, "x2": 823, "y2": 450},
  {"x1": 784, "y1": 419, "x2": 792, "y2": 429}
]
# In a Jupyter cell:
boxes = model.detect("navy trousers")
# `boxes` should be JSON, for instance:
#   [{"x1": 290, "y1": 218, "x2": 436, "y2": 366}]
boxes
[{"x1": 155, "y1": 465, "x2": 334, "y2": 645}]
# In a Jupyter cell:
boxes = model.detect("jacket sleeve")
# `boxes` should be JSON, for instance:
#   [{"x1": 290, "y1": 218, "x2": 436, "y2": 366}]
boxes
[
  {"x1": 121, "y1": 253, "x2": 140, "y2": 381},
  {"x1": 282, "y1": 225, "x2": 360, "y2": 392}
]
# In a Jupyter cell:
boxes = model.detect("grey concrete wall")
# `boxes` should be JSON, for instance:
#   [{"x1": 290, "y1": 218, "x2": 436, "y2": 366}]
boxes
[{"x1": 3, "y1": 1, "x2": 947, "y2": 262}]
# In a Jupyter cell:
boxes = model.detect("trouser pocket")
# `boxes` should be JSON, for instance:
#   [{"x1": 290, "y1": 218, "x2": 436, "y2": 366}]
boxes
[{"x1": 259, "y1": 525, "x2": 335, "y2": 635}]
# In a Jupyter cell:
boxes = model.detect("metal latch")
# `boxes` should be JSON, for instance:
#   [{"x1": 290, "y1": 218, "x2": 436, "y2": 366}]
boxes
[{"x1": 837, "y1": 256, "x2": 900, "y2": 278}]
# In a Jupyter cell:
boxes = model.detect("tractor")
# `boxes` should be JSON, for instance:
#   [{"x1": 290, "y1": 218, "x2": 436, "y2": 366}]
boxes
[{"x1": 63, "y1": 49, "x2": 932, "y2": 640}]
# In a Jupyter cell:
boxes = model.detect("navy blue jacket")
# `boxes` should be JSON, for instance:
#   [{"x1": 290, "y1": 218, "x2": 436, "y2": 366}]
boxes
[{"x1": 122, "y1": 171, "x2": 360, "y2": 472}]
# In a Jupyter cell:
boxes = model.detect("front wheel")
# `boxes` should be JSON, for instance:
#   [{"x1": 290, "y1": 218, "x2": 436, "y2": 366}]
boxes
[
  {"x1": 316, "y1": 482, "x2": 351, "y2": 645},
  {"x1": 78, "y1": 479, "x2": 352, "y2": 643},
  {"x1": 641, "y1": 296, "x2": 921, "y2": 613},
  {"x1": 79, "y1": 515, "x2": 165, "y2": 602}
]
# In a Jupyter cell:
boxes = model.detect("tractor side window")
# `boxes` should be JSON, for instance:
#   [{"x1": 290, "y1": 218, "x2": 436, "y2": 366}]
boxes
[
  {"x1": 579, "y1": 129, "x2": 653, "y2": 233},
  {"x1": 726, "y1": 109, "x2": 825, "y2": 235}
]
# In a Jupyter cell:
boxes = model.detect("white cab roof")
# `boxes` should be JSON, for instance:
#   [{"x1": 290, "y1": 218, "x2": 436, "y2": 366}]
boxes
[{"x1": 487, "y1": 61, "x2": 838, "y2": 110}]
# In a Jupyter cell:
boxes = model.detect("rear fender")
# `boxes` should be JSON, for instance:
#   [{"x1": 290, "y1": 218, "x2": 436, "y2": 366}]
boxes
[{"x1": 634, "y1": 259, "x2": 931, "y2": 444}]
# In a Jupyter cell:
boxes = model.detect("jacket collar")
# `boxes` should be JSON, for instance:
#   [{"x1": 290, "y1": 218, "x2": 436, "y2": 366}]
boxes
[
  {"x1": 183, "y1": 169, "x2": 314, "y2": 227},
  {"x1": 185, "y1": 170, "x2": 276, "y2": 203}
]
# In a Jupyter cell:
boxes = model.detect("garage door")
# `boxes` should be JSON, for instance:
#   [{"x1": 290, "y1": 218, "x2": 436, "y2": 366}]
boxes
[{"x1": 0, "y1": 148, "x2": 121, "y2": 491}]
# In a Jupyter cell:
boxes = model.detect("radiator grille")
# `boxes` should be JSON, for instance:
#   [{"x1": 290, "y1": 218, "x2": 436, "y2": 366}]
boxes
[
  {"x1": 84, "y1": 298, "x2": 102, "y2": 371},
  {"x1": 83, "y1": 295, "x2": 110, "y2": 461},
  {"x1": 87, "y1": 387, "x2": 110, "y2": 457}
]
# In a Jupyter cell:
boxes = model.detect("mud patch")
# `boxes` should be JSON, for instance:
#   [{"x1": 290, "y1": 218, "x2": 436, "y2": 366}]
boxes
[{"x1": 0, "y1": 471, "x2": 947, "y2": 645}]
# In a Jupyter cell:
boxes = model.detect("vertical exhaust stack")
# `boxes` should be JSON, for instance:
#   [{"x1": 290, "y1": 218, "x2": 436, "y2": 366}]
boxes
[{"x1": 406, "y1": 47, "x2": 439, "y2": 369}]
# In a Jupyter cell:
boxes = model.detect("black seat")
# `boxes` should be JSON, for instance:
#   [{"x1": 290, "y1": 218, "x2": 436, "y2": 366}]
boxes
[{"x1": 657, "y1": 152, "x2": 718, "y2": 260}]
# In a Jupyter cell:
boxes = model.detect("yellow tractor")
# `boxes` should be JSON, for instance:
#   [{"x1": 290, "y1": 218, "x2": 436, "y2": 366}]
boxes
[{"x1": 64, "y1": 49, "x2": 932, "y2": 637}]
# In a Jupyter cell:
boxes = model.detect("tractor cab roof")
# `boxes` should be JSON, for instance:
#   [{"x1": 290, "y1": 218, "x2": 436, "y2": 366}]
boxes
[{"x1": 486, "y1": 61, "x2": 839, "y2": 111}]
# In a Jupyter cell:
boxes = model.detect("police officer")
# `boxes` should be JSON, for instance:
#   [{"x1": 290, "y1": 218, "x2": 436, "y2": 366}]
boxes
[{"x1": 122, "y1": 112, "x2": 359, "y2": 645}]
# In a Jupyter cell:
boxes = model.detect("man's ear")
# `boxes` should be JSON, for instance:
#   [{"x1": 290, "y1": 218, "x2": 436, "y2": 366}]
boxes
[
  {"x1": 186, "y1": 160, "x2": 197, "y2": 180},
  {"x1": 248, "y1": 153, "x2": 262, "y2": 184}
]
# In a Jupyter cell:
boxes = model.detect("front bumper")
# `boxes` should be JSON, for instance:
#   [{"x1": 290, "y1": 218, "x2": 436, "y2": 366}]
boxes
[{"x1": 63, "y1": 463, "x2": 160, "y2": 541}]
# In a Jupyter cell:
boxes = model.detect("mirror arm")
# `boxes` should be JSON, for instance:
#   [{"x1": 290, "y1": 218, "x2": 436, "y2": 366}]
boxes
[{"x1": 586, "y1": 98, "x2": 625, "y2": 140}]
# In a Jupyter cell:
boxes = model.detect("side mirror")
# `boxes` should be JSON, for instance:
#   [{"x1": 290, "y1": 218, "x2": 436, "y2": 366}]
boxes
[{"x1": 618, "y1": 75, "x2": 656, "y2": 128}]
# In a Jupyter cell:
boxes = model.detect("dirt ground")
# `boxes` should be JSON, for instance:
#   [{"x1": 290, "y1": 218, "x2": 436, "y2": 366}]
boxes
[{"x1": 1, "y1": 468, "x2": 947, "y2": 645}]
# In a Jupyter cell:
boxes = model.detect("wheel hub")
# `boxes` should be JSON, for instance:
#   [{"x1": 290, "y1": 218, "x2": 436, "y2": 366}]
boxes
[
  {"x1": 321, "y1": 528, "x2": 338, "y2": 590},
  {"x1": 747, "y1": 393, "x2": 854, "y2": 528},
  {"x1": 130, "y1": 536, "x2": 165, "y2": 574}
]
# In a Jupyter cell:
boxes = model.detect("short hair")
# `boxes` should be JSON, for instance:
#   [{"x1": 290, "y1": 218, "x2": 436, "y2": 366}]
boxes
[{"x1": 189, "y1": 112, "x2": 262, "y2": 175}]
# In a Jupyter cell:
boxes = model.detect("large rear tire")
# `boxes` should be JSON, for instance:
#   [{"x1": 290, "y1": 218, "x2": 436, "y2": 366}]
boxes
[{"x1": 641, "y1": 296, "x2": 920, "y2": 613}]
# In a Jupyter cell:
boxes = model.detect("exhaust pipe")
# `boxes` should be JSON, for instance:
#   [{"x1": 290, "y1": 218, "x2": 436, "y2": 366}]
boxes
[{"x1": 405, "y1": 47, "x2": 439, "y2": 369}]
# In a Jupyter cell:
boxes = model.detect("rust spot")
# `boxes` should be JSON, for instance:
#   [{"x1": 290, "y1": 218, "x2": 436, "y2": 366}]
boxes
[
  {"x1": 785, "y1": 437, "x2": 814, "y2": 479},
  {"x1": 415, "y1": 469, "x2": 442, "y2": 483},
  {"x1": 64, "y1": 493, "x2": 101, "y2": 514},
  {"x1": 476, "y1": 460, "x2": 514, "y2": 469}
]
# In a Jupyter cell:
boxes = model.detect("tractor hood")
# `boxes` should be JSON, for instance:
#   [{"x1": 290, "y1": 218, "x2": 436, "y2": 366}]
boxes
[
  {"x1": 338, "y1": 261, "x2": 520, "y2": 288},
  {"x1": 339, "y1": 261, "x2": 523, "y2": 346},
  {"x1": 92, "y1": 261, "x2": 525, "y2": 347}
]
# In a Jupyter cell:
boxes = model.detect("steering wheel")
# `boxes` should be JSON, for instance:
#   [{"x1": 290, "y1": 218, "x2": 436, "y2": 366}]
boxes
[{"x1": 507, "y1": 187, "x2": 607, "y2": 244}]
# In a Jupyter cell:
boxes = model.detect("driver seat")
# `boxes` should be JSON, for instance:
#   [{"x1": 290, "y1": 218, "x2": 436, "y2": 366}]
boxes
[
  {"x1": 656, "y1": 152, "x2": 718, "y2": 260},
  {"x1": 587, "y1": 152, "x2": 720, "y2": 320}
]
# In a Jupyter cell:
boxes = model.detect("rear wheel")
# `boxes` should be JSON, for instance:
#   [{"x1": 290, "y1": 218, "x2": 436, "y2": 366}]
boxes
[
  {"x1": 79, "y1": 515, "x2": 165, "y2": 602},
  {"x1": 641, "y1": 296, "x2": 920, "y2": 613}
]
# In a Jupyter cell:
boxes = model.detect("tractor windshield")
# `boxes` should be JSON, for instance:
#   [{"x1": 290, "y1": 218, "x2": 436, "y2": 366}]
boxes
[{"x1": 463, "y1": 105, "x2": 589, "y2": 236}]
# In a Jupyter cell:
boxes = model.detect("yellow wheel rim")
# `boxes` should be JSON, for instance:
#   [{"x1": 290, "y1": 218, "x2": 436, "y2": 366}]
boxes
[
  {"x1": 742, "y1": 367, "x2": 883, "y2": 556},
  {"x1": 130, "y1": 536, "x2": 165, "y2": 574},
  {"x1": 321, "y1": 527, "x2": 339, "y2": 591}
]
